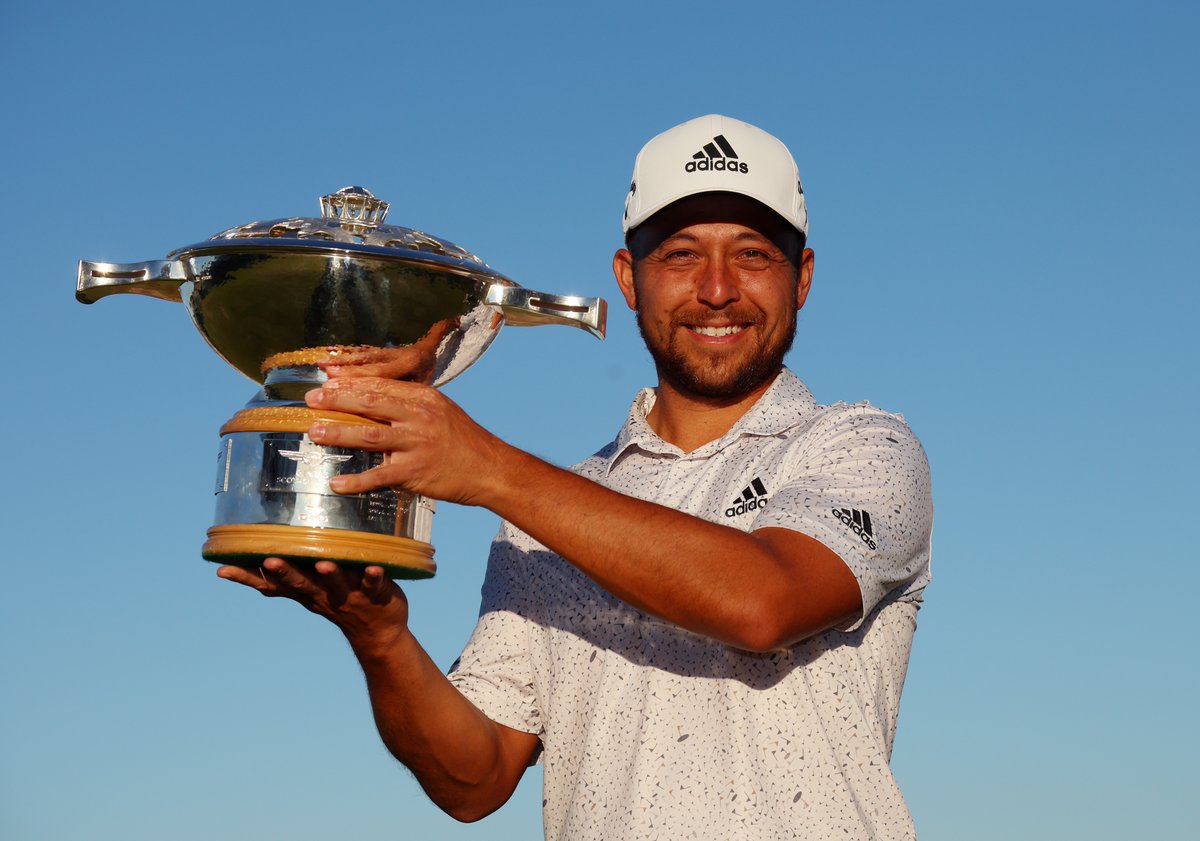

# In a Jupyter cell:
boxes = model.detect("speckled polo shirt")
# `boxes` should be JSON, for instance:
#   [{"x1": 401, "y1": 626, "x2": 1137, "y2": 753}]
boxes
[{"x1": 448, "y1": 369, "x2": 934, "y2": 840}]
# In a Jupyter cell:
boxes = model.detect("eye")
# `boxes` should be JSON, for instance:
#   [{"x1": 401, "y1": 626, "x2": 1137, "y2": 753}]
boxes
[
  {"x1": 737, "y1": 248, "x2": 772, "y2": 268},
  {"x1": 662, "y1": 248, "x2": 697, "y2": 262}
]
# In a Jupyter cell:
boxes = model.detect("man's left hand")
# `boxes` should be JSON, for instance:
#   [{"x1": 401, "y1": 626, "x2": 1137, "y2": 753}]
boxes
[{"x1": 305, "y1": 376, "x2": 509, "y2": 507}]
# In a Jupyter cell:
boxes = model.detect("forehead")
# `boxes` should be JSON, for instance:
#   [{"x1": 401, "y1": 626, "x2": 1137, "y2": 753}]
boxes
[
  {"x1": 655, "y1": 223, "x2": 777, "y2": 245},
  {"x1": 628, "y1": 193, "x2": 798, "y2": 259}
]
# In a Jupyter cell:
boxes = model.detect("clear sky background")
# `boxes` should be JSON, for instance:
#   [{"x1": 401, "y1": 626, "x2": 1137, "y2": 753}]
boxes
[{"x1": 2, "y1": 2, "x2": 1196, "y2": 839}]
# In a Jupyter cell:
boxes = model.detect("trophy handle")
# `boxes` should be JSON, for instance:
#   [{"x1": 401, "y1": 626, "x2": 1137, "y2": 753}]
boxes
[
  {"x1": 76, "y1": 260, "x2": 187, "y2": 304},
  {"x1": 485, "y1": 284, "x2": 606, "y2": 339}
]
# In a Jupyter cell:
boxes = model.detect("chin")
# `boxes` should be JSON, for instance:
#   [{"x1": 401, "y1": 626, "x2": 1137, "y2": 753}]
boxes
[
  {"x1": 660, "y1": 357, "x2": 781, "y2": 400},
  {"x1": 637, "y1": 313, "x2": 797, "y2": 401}
]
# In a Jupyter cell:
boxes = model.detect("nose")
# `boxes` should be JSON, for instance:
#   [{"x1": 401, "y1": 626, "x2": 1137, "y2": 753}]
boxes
[{"x1": 695, "y1": 260, "x2": 740, "y2": 308}]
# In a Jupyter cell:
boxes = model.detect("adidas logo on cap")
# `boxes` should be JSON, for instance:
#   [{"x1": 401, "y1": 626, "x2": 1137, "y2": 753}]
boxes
[
  {"x1": 622, "y1": 114, "x2": 808, "y2": 237},
  {"x1": 684, "y1": 134, "x2": 749, "y2": 174}
]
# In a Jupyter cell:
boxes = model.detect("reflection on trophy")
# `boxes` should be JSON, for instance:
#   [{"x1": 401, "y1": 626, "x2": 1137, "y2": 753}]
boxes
[{"x1": 77, "y1": 187, "x2": 606, "y2": 578}]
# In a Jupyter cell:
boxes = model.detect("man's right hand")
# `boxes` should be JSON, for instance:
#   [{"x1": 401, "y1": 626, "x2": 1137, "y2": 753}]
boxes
[
  {"x1": 217, "y1": 558, "x2": 409, "y2": 655},
  {"x1": 217, "y1": 556, "x2": 537, "y2": 821}
]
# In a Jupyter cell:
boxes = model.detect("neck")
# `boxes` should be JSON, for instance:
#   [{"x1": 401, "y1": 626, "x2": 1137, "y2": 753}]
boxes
[{"x1": 645, "y1": 372, "x2": 779, "y2": 453}]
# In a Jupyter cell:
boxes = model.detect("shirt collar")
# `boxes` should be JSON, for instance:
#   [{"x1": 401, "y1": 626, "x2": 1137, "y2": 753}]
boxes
[{"x1": 605, "y1": 368, "x2": 819, "y2": 473}]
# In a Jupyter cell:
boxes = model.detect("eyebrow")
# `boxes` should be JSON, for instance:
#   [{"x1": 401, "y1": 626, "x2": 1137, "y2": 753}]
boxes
[{"x1": 658, "y1": 232, "x2": 699, "y2": 245}]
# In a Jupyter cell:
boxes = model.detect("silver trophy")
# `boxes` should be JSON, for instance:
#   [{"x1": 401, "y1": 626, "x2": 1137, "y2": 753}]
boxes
[{"x1": 77, "y1": 186, "x2": 606, "y2": 578}]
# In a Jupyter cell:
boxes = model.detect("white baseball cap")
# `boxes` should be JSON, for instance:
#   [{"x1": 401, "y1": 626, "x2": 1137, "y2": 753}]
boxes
[{"x1": 622, "y1": 114, "x2": 808, "y2": 239}]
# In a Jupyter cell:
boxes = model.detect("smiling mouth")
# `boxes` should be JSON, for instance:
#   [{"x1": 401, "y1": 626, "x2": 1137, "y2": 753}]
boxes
[{"x1": 687, "y1": 324, "x2": 750, "y2": 337}]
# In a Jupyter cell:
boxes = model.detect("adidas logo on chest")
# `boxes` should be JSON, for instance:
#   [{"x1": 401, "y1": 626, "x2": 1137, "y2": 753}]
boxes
[{"x1": 725, "y1": 477, "x2": 768, "y2": 518}]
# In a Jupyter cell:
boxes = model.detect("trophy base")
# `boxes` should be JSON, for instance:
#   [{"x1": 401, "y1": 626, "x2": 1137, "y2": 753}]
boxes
[{"x1": 203, "y1": 523, "x2": 436, "y2": 580}]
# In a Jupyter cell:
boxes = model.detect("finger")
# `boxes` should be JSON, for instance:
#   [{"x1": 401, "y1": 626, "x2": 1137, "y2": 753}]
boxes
[
  {"x1": 218, "y1": 562, "x2": 307, "y2": 602},
  {"x1": 312, "y1": 560, "x2": 356, "y2": 605},
  {"x1": 329, "y1": 361, "x2": 423, "y2": 380},
  {"x1": 327, "y1": 460, "x2": 415, "y2": 495},
  {"x1": 309, "y1": 560, "x2": 398, "y2": 608},
  {"x1": 319, "y1": 346, "x2": 413, "y2": 369},
  {"x1": 308, "y1": 420, "x2": 405, "y2": 452},
  {"x1": 359, "y1": 565, "x2": 391, "y2": 602},
  {"x1": 324, "y1": 374, "x2": 418, "y2": 392},
  {"x1": 259, "y1": 557, "x2": 326, "y2": 599},
  {"x1": 217, "y1": 564, "x2": 271, "y2": 592},
  {"x1": 307, "y1": 377, "x2": 432, "y2": 421},
  {"x1": 319, "y1": 345, "x2": 438, "y2": 382}
]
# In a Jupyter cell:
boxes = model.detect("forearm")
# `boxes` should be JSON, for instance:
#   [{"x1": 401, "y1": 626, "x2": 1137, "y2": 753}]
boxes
[
  {"x1": 477, "y1": 446, "x2": 859, "y2": 651},
  {"x1": 218, "y1": 558, "x2": 531, "y2": 821},
  {"x1": 348, "y1": 627, "x2": 531, "y2": 821}
]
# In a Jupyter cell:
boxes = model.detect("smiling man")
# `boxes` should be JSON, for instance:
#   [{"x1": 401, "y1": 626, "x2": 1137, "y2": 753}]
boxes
[{"x1": 220, "y1": 114, "x2": 933, "y2": 840}]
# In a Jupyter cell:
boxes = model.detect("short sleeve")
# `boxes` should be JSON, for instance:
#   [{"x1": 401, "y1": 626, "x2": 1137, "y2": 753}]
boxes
[
  {"x1": 446, "y1": 523, "x2": 543, "y2": 736},
  {"x1": 750, "y1": 404, "x2": 933, "y2": 631}
]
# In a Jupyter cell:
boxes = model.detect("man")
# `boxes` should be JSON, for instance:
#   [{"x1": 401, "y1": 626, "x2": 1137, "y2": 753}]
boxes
[{"x1": 219, "y1": 114, "x2": 933, "y2": 840}]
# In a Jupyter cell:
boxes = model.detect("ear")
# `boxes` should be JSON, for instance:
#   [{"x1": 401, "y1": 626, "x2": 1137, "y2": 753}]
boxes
[
  {"x1": 795, "y1": 248, "x2": 815, "y2": 311},
  {"x1": 613, "y1": 249, "x2": 639, "y2": 311}
]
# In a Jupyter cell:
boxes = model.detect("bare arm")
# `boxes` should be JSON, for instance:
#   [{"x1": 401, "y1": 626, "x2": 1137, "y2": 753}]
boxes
[
  {"x1": 485, "y1": 456, "x2": 861, "y2": 651},
  {"x1": 217, "y1": 560, "x2": 539, "y2": 821},
  {"x1": 307, "y1": 378, "x2": 861, "y2": 652}
]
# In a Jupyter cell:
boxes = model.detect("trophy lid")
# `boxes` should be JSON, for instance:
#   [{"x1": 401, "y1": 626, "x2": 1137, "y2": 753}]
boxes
[
  {"x1": 79, "y1": 185, "x2": 605, "y2": 386},
  {"x1": 168, "y1": 186, "x2": 502, "y2": 279}
]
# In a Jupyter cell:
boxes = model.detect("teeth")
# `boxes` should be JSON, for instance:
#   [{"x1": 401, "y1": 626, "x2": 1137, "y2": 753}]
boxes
[{"x1": 691, "y1": 325, "x2": 745, "y2": 337}]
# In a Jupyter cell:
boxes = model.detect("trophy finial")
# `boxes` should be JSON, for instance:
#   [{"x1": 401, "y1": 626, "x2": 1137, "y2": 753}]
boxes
[{"x1": 320, "y1": 186, "x2": 390, "y2": 232}]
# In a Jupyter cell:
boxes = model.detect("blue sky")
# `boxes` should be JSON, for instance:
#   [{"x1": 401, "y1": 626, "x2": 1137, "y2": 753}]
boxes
[{"x1": 2, "y1": 2, "x2": 1197, "y2": 839}]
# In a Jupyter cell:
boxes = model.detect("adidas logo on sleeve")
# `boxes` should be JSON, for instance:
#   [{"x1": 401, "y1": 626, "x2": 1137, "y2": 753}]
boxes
[
  {"x1": 684, "y1": 134, "x2": 749, "y2": 174},
  {"x1": 832, "y1": 507, "x2": 877, "y2": 550}
]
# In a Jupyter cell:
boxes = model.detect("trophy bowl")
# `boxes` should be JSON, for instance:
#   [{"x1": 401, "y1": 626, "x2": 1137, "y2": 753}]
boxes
[{"x1": 78, "y1": 186, "x2": 606, "y2": 578}]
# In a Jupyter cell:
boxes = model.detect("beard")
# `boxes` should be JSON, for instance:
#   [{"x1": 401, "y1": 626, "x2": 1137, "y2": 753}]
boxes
[{"x1": 635, "y1": 301, "x2": 797, "y2": 401}]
